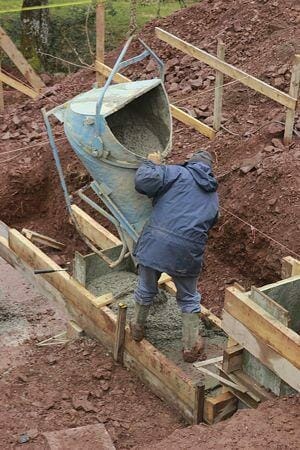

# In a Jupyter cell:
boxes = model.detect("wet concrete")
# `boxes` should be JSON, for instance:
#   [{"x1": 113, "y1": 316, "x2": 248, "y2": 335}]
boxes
[{"x1": 87, "y1": 270, "x2": 227, "y2": 385}]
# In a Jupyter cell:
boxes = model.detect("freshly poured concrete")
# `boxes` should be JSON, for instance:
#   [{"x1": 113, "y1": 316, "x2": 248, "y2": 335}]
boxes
[{"x1": 87, "y1": 269, "x2": 226, "y2": 386}]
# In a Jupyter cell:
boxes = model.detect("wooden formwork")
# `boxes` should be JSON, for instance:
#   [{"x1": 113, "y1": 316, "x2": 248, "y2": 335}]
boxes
[
  {"x1": 0, "y1": 215, "x2": 235, "y2": 425},
  {"x1": 221, "y1": 264, "x2": 300, "y2": 402}
]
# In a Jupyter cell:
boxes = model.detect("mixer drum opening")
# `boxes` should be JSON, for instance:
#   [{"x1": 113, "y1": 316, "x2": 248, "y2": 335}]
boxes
[{"x1": 106, "y1": 84, "x2": 171, "y2": 158}]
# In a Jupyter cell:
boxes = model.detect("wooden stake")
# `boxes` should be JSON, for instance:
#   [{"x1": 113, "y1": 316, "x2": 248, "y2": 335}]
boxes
[
  {"x1": 284, "y1": 55, "x2": 300, "y2": 144},
  {"x1": 113, "y1": 303, "x2": 127, "y2": 363},
  {"x1": 213, "y1": 40, "x2": 225, "y2": 131},
  {"x1": 0, "y1": 25, "x2": 44, "y2": 92},
  {"x1": 96, "y1": 1, "x2": 105, "y2": 86},
  {"x1": 0, "y1": 62, "x2": 4, "y2": 113},
  {"x1": 193, "y1": 382, "x2": 205, "y2": 424}
]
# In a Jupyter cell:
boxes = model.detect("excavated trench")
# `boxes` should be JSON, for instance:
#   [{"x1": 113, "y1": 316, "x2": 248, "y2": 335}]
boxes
[{"x1": 79, "y1": 249, "x2": 227, "y2": 386}]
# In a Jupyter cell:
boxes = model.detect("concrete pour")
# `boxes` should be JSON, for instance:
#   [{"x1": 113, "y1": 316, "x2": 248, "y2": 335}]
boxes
[{"x1": 87, "y1": 270, "x2": 227, "y2": 384}]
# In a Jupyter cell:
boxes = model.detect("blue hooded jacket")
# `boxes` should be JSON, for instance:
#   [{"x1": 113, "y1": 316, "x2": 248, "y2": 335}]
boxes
[{"x1": 133, "y1": 160, "x2": 219, "y2": 277}]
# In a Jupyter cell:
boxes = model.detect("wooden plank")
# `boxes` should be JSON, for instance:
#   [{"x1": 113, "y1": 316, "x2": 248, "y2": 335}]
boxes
[
  {"x1": 70, "y1": 206, "x2": 221, "y2": 331},
  {"x1": 95, "y1": 60, "x2": 216, "y2": 139},
  {"x1": 250, "y1": 286, "x2": 290, "y2": 327},
  {"x1": 281, "y1": 256, "x2": 300, "y2": 278},
  {"x1": 222, "y1": 343, "x2": 243, "y2": 374},
  {"x1": 155, "y1": 28, "x2": 297, "y2": 110},
  {"x1": 0, "y1": 71, "x2": 38, "y2": 99},
  {"x1": 284, "y1": 55, "x2": 300, "y2": 144},
  {"x1": 194, "y1": 356, "x2": 223, "y2": 367},
  {"x1": 203, "y1": 391, "x2": 237, "y2": 424},
  {"x1": 170, "y1": 104, "x2": 216, "y2": 139},
  {"x1": 0, "y1": 25, "x2": 44, "y2": 92},
  {"x1": 217, "y1": 366, "x2": 266, "y2": 408},
  {"x1": 8, "y1": 228, "x2": 113, "y2": 309},
  {"x1": 0, "y1": 233, "x2": 196, "y2": 421},
  {"x1": 73, "y1": 251, "x2": 87, "y2": 286},
  {"x1": 193, "y1": 383, "x2": 205, "y2": 424},
  {"x1": 222, "y1": 310, "x2": 300, "y2": 392},
  {"x1": 195, "y1": 367, "x2": 247, "y2": 393},
  {"x1": 71, "y1": 204, "x2": 120, "y2": 249},
  {"x1": 0, "y1": 63, "x2": 4, "y2": 112},
  {"x1": 124, "y1": 352, "x2": 194, "y2": 423},
  {"x1": 22, "y1": 228, "x2": 65, "y2": 250},
  {"x1": 96, "y1": 2, "x2": 105, "y2": 86},
  {"x1": 113, "y1": 303, "x2": 127, "y2": 363},
  {"x1": 213, "y1": 40, "x2": 225, "y2": 131},
  {"x1": 224, "y1": 286, "x2": 300, "y2": 369}
]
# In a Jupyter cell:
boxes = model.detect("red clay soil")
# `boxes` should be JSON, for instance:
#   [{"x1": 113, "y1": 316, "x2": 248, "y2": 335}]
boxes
[
  {"x1": 0, "y1": 259, "x2": 183, "y2": 450},
  {"x1": 1, "y1": 0, "x2": 300, "y2": 315},
  {"x1": 0, "y1": 338, "x2": 183, "y2": 449},
  {"x1": 142, "y1": 396, "x2": 300, "y2": 450}
]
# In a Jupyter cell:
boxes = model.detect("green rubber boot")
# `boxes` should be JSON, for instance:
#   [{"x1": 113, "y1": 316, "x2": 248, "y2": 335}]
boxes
[
  {"x1": 130, "y1": 303, "x2": 151, "y2": 342},
  {"x1": 182, "y1": 312, "x2": 205, "y2": 363}
]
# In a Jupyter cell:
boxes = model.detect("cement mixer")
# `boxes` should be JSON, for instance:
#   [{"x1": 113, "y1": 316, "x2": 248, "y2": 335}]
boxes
[{"x1": 43, "y1": 37, "x2": 172, "y2": 267}]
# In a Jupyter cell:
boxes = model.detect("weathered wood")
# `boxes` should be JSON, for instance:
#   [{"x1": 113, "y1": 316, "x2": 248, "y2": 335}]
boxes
[
  {"x1": 224, "y1": 285, "x2": 300, "y2": 369},
  {"x1": 0, "y1": 25, "x2": 44, "y2": 92},
  {"x1": 95, "y1": 60, "x2": 216, "y2": 139},
  {"x1": 194, "y1": 356, "x2": 223, "y2": 368},
  {"x1": 73, "y1": 251, "x2": 87, "y2": 286},
  {"x1": 8, "y1": 229, "x2": 114, "y2": 309},
  {"x1": 217, "y1": 365, "x2": 273, "y2": 408},
  {"x1": 155, "y1": 28, "x2": 297, "y2": 110},
  {"x1": 0, "y1": 234, "x2": 196, "y2": 423},
  {"x1": 69, "y1": 206, "x2": 221, "y2": 330},
  {"x1": 213, "y1": 40, "x2": 225, "y2": 131},
  {"x1": 0, "y1": 71, "x2": 38, "y2": 99},
  {"x1": 281, "y1": 256, "x2": 300, "y2": 278},
  {"x1": 124, "y1": 352, "x2": 194, "y2": 423},
  {"x1": 71, "y1": 205, "x2": 120, "y2": 249},
  {"x1": 66, "y1": 320, "x2": 84, "y2": 340},
  {"x1": 0, "y1": 63, "x2": 4, "y2": 112},
  {"x1": 203, "y1": 391, "x2": 237, "y2": 424},
  {"x1": 113, "y1": 303, "x2": 127, "y2": 363},
  {"x1": 22, "y1": 228, "x2": 65, "y2": 250},
  {"x1": 170, "y1": 104, "x2": 216, "y2": 139},
  {"x1": 250, "y1": 286, "x2": 290, "y2": 327},
  {"x1": 222, "y1": 310, "x2": 300, "y2": 392},
  {"x1": 222, "y1": 343, "x2": 243, "y2": 374},
  {"x1": 284, "y1": 55, "x2": 300, "y2": 144},
  {"x1": 96, "y1": 2, "x2": 105, "y2": 86},
  {"x1": 193, "y1": 383, "x2": 205, "y2": 424},
  {"x1": 195, "y1": 367, "x2": 247, "y2": 393}
]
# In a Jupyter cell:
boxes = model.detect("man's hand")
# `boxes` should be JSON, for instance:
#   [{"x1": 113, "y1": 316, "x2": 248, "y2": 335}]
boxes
[{"x1": 148, "y1": 151, "x2": 162, "y2": 164}]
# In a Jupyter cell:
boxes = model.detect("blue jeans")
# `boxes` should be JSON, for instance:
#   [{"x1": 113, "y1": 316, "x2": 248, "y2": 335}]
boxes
[{"x1": 134, "y1": 265, "x2": 201, "y2": 313}]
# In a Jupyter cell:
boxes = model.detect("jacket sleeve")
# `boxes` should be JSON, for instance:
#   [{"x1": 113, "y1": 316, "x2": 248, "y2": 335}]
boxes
[
  {"x1": 135, "y1": 161, "x2": 167, "y2": 198},
  {"x1": 135, "y1": 161, "x2": 182, "y2": 198}
]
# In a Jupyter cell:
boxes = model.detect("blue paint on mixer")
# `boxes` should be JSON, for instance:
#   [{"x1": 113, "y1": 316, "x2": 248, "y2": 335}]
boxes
[{"x1": 43, "y1": 37, "x2": 172, "y2": 267}]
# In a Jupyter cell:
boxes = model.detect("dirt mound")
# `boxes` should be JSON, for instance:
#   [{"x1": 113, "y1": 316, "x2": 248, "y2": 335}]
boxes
[
  {"x1": 1, "y1": 0, "x2": 300, "y2": 315},
  {"x1": 141, "y1": 395, "x2": 300, "y2": 450}
]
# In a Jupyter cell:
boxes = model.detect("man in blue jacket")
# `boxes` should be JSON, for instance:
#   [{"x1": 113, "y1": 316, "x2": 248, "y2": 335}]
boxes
[{"x1": 131, "y1": 150, "x2": 219, "y2": 362}]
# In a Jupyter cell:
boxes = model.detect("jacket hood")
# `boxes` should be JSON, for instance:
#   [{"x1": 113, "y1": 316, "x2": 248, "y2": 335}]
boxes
[{"x1": 185, "y1": 162, "x2": 218, "y2": 192}]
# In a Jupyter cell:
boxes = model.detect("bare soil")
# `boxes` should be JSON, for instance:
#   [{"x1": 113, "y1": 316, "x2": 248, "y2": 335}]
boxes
[
  {"x1": 0, "y1": 0, "x2": 300, "y2": 447},
  {"x1": 142, "y1": 396, "x2": 300, "y2": 450},
  {"x1": 0, "y1": 258, "x2": 183, "y2": 449}
]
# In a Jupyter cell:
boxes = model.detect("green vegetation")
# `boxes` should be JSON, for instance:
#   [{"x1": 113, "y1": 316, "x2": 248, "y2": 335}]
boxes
[{"x1": 0, "y1": 1, "x2": 198, "y2": 72}]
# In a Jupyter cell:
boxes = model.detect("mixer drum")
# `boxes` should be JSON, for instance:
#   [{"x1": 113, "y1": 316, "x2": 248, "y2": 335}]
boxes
[{"x1": 51, "y1": 78, "x2": 172, "y2": 243}]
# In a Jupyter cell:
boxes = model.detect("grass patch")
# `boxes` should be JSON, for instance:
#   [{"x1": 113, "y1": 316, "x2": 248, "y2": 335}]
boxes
[{"x1": 0, "y1": 1, "x2": 199, "y2": 71}]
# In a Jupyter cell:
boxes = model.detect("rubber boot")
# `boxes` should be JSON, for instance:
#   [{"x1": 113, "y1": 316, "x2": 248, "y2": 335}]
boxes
[
  {"x1": 182, "y1": 312, "x2": 205, "y2": 363},
  {"x1": 130, "y1": 303, "x2": 151, "y2": 342}
]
